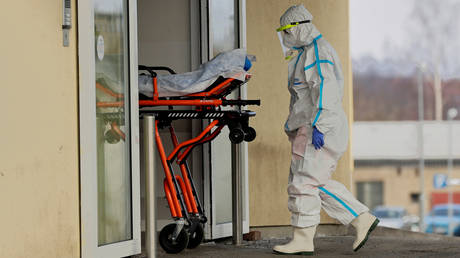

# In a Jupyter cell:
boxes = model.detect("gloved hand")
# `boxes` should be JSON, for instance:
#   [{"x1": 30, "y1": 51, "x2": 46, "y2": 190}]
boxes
[{"x1": 312, "y1": 126, "x2": 324, "y2": 150}]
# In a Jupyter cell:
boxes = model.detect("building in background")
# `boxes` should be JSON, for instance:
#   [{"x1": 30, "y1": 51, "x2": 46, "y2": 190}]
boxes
[
  {"x1": 353, "y1": 121, "x2": 460, "y2": 216},
  {"x1": 350, "y1": 0, "x2": 460, "y2": 234}
]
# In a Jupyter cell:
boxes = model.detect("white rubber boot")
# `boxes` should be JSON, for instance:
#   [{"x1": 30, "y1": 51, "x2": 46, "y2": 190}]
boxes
[
  {"x1": 351, "y1": 212, "x2": 379, "y2": 252},
  {"x1": 273, "y1": 226, "x2": 316, "y2": 255}
]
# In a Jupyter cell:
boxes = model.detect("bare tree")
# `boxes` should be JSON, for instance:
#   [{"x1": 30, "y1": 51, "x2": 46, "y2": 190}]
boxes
[{"x1": 407, "y1": 0, "x2": 460, "y2": 120}]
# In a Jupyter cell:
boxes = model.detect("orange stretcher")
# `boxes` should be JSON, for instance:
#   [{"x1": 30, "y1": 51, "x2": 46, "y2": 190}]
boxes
[{"x1": 137, "y1": 65, "x2": 260, "y2": 254}]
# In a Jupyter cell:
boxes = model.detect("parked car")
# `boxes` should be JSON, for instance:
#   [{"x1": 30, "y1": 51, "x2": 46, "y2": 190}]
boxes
[
  {"x1": 425, "y1": 204, "x2": 460, "y2": 236},
  {"x1": 372, "y1": 206, "x2": 419, "y2": 231}
]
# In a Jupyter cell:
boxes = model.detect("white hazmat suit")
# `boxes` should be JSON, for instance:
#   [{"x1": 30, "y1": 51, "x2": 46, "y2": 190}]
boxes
[{"x1": 280, "y1": 5, "x2": 368, "y2": 228}]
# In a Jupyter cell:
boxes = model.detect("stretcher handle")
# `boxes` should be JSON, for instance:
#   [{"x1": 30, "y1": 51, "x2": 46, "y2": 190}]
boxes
[
  {"x1": 138, "y1": 65, "x2": 176, "y2": 77},
  {"x1": 222, "y1": 99, "x2": 261, "y2": 106}
]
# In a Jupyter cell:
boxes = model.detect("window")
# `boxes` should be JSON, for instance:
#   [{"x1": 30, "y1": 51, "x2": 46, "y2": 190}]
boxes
[{"x1": 356, "y1": 181, "x2": 383, "y2": 211}]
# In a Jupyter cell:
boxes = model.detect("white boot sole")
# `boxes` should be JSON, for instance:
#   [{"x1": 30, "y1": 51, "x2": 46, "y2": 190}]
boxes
[{"x1": 273, "y1": 250, "x2": 314, "y2": 256}]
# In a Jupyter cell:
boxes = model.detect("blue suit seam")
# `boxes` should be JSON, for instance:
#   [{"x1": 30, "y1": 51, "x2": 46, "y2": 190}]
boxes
[
  {"x1": 318, "y1": 186, "x2": 358, "y2": 217},
  {"x1": 312, "y1": 36, "x2": 324, "y2": 127}
]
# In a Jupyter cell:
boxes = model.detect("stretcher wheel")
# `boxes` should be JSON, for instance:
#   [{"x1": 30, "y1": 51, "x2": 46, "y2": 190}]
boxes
[
  {"x1": 244, "y1": 127, "x2": 256, "y2": 142},
  {"x1": 159, "y1": 223, "x2": 189, "y2": 254},
  {"x1": 200, "y1": 215, "x2": 208, "y2": 224},
  {"x1": 229, "y1": 128, "x2": 245, "y2": 144},
  {"x1": 187, "y1": 223, "x2": 204, "y2": 249}
]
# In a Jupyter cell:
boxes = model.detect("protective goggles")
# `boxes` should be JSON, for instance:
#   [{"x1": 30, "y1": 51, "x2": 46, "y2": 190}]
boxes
[
  {"x1": 276, "y1": 20, "x2": 310, "y2": 60},
  {"x1": 276, "y1": 20, "x2": 311, "y2": 32}
]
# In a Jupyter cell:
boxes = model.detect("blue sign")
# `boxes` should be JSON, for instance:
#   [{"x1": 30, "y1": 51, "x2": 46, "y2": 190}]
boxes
[{"x1": 433, "y1": 174, "x2": 448, "y2": 189}]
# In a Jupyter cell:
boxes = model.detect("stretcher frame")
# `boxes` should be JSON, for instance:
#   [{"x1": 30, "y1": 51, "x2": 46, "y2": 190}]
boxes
[
  {"x1": 139, "y1": 65, "x2": 259, "y2": 253},
  {"x1": 96, "y1": 65, "x2": 260, "y2": 253}
]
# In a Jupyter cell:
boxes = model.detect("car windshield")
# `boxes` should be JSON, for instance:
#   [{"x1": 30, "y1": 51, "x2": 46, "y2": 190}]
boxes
[
  {"x1": 373, "y1": 210, "x2": 403, "y2": 218},
  {"x1": 432, "y1": 208, "x2": 460, "y2": 217}
]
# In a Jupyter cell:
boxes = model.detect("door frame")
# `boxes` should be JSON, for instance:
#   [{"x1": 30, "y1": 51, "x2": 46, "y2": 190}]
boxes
[
  {"x1": 202, "y1": 0, "x2": 250, "y2": 240},
  {"x1": 78, "y1": 0, "x2": 141, "y2": 257}
]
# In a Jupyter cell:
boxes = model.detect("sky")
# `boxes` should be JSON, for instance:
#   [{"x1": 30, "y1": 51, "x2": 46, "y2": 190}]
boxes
[
  {"x1": 350, "y1": 0, "x2": 460, "y2": 79},
  {"x1": 350, "y1": 0, "x2": 415, "y2": 60}
]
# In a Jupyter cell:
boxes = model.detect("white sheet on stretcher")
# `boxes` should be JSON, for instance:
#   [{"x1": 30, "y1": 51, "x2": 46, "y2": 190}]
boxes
[{"x1": 138, "y1": 48, "x2": 248, "y2": 97}]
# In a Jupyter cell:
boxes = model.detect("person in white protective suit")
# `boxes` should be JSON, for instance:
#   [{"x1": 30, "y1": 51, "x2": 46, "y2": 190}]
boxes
[{"x1": 272, "y1": 5, "x2": 379, "y2": 255}]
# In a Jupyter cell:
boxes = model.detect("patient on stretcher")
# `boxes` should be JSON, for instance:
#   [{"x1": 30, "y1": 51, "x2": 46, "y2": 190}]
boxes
[
  {"x1": 96, "y1": 48, "x2": 253, "y2": 108},
  {"x1": 138, "y1": 48, "x2": 252, "y2": 97}
]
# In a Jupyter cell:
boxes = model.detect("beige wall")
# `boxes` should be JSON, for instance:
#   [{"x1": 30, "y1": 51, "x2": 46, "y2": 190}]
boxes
[
  {"x1": 246, "y1": 0, "x2": 352, "y2": 226},
  {"x1": 0, "y1": 1, "x2": 80, "y2": 257},
  {"x1": 354, "y1": 165, "x2": 460, "y2": 215}
]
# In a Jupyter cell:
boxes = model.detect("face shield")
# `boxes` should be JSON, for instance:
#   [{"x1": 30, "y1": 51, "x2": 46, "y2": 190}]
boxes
[
  {"x1": 277, "y1": 31, "x2": 295, "y2": 61},
  {"x1": 276, "y1": 20, "x2": 311, "y2": 61}
]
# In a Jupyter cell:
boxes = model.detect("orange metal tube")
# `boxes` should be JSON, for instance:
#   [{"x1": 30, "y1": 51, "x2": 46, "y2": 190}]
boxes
[
  {"x1": 153, "y1": 77, "x2": 159, "y2": 101},
  {"x1": 96, "y1": 82, "x2": 124, "y2": 99},
  {"x1": 139, "y1": 99, "x2": 222, "y2": 107},
  {"x1": 186, "y1": 77, "x2": 235, "y2": 97},
  {"x1": 169, "y1": 127, "x2": 180, "y2": 147},
  {"x1": 167, "y1": 120, "x2": 219, "y2": 161},
  {"x1": 164, "y1": 179, "x2": 178, "y2": 217},
  {"x1": 179, "y1": 164, "x2": 198, "y2": 214},
  {"x1": 97, "y1": 101, "x2": 124, "y2": 108},
  {"x1": 177, "y1": 125, "x2": 224, "y2": 162},
  {"x1": 169, "y1": 126, "x2": 199, "y2": 214},
  {"x1": 175, "y1": 176, "x2": 193, "y2": 213},
  {"x1": 178, "y1": 145, "x2": 196, "y2": 164},
  {"x1": 207, "y1": 77, "x2": 235, "y2": 95},
  {"x1": 111, "y1": 122, "x2": 126, "y2": 141},
  {"x1": 155, "y1": 121, "x2": 183, "y2": 218}
]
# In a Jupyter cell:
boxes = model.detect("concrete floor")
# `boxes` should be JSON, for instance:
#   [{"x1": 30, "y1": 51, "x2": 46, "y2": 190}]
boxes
[
  {"x1": 154, "y1": 226, "x2": 460, "y2": 258},
  {"x1": 156, "y1": 236, "x2": 460, "y2": 257}
]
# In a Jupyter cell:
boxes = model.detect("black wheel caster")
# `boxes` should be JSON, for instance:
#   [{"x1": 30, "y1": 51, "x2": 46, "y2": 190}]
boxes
[
  {"x1": 104, "y1": 129, "x2": 120, "y2": 144},
  {"x1": 200, "y1": 215, "x2": 208, "y2": 224},
  {"x1": 243, "y1": 127, "x2": 256, "y2": 142},
  {"x1": 229, "y1": 128, "x2": 245, "y2": 144},
  {"x1": 159, "y1": 223, "x2": 189, "y2": 254},
  {"x1": 187, "y1": 223, "x2": 204, "y2": 249}
]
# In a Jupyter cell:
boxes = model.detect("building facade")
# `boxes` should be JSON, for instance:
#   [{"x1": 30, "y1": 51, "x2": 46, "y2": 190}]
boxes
[
  {"x1": 353, "y1": 122, "x2": 460, "y2": 216},
  {"x1": 0, "y1": 0, "x2": 352, "y2": 257}
]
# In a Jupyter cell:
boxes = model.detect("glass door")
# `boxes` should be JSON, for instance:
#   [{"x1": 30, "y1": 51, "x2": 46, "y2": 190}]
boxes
[
  {"x1": 79, "y1": 0, "x2": 140, "y2": 257},
  {"x1": 203, "y1": 0, "x2": 250, "y2": 239},
  {"x1": 137, "y1": 0, "x2": 200, "y2": 232}
]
